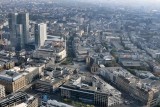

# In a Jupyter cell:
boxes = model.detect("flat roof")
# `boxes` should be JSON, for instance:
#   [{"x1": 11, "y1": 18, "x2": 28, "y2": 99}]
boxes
[
  {"x1": 0, "y1": 70, "x2": 23, "y2": 81},
  {"x1": 25, "y1": 67, "x2": 38, "y2": 73},
  {"x1": 15, "y1": 103, "x2": 27, "y2": 107}
]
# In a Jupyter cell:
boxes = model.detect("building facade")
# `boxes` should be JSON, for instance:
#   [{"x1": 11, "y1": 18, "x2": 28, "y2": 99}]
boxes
[
  {"x1": 0, "y1": 70, "x2": 26, "y2": 93},
  {"x1": 99, "y1": 67, "x2": 160, "y2": 107},
  {"x1": 15, "y1": 24, "x2": 24, "y2": 49},
  {"x1": 17, "y1": 13, "x2": 30, "y2": 44},
  {"x1": 60, "y1": 86, "x2": 108, "y2": 107},
  {"x1": 35, "y1": 23, "x2": 47, "y2": 47},
  {"x1": 0, "y1": 92, "x2": 38, "y2": 107},
  {"x1": 8, "y1": 12, "x2": 30, "y2": 49},
  {"x1": 8, "y1": 13, "x2": 18, "y2": 46},
  {"x1": 0, "y1": 84, "x2": 5, "y2": 99}
]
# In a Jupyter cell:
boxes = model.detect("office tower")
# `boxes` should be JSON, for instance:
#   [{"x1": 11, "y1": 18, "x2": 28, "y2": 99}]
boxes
[
  {"x1": 0, "y1": 92, "x2": 39, "y2": 107},
  {"x1": 8, "y1": 12, "x2": 30, "y2": 49},
  {"x1": 17, "y1": 13, "x2": 30, "y2": 44},
  {"x1": 8, "y1": 13, "x2": 18, "y2": 46},
  {"x1": 35, "y1": 23, "x2": 47, "y2": 47},
  {"x1": 15, "y1": 24, "x2": 24, "y2": 50}
]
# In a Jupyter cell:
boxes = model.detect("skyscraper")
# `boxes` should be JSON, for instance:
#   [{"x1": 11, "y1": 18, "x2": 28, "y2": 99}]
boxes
[
  {"x1": 35, "y1": 23, "x2": 47, "y2": 47},
  {"x1": 17, "y1": 13, "x2": 30, "y2": 44},
  {"x1": 8, "y1": 13, "x2": 18, "y2": 46},
  {"x1": 15, "y1": 24, "x2": 24, "y2": 50},
  {"x1": 8, "y1": 12, "x2": 30, "y2": 49}
]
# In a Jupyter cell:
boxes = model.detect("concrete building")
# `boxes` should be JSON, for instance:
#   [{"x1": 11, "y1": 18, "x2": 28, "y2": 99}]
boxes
[
  {"x1": 24, "y1": 67, "x2": 40, "y2": 85},
  {"x1": 0, "y1": 91, "x2": 38, "y2": 107},
  {"x1": 0, "y1": 58, "x2": 15, "y2": 71},
  {"x1": 60, "y1": 74, "x2": 123, "y2": 107},
  {"x1": 0, "y1": 84, "x2": 5, "y2": 99},
  {"x1": 0, "y1": 70, "x2": 26, "y2": 93},
  {"x1": 35, "y1": 23, "x2": 47, "y2": 47},
  {"x1": 34, "y1": 66, "x2": 72, "y2": 93},
  {"x1": 33, "y1": 35, "x2": 67, "y2": 62},
  {"x1": 99, "y1": 67, "x2": 160, "y2": 107}
]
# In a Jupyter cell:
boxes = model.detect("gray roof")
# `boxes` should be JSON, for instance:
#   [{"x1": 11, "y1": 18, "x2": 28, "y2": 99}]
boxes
[{"x1": 0, "y1": 70, "x2": 23, "y2": 82}]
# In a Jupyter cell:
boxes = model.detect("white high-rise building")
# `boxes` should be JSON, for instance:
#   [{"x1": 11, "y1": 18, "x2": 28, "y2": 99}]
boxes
[{"x1": 35, "y1": 23, "x2": 47, "y2": 47}]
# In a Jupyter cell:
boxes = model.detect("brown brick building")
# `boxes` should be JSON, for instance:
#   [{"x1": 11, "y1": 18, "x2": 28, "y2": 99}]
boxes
[{"x1": 0, "y1": 70, "x2": 26, "y2": 93}]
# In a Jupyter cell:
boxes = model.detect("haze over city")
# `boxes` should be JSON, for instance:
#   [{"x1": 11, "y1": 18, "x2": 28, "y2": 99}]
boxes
[{"x1": 0, "y1": 0, "x2": 160, "y2": 107}]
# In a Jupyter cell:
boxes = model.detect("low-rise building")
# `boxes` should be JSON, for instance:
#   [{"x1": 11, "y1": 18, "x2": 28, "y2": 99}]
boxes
[
  {"x1": 99, "y1": 67, "x2": 160, "y2": 107},
  {"x1": 0, "y1": 91, "x2": 38, "y2": 107},
  {"x1": 60, "y1": 74, "x2": 123, "y2": 107},
  {"x1": 0, "y1": 59, "x2": 15, "y2": 71},
  {"x1": 21, "y1": 66, "x2": 40, "y2": 85},
  {"x1": 34, "y1": 66, "x2": 72, "y2": 93},
  {"x1": 0, "y1": 70, "x2": 26, "y2": 93}
]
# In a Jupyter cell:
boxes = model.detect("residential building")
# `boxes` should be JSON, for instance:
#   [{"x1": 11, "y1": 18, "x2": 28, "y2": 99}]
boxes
[{"x1": 99, "y1": 67, "x2": 160, "y2": 107}]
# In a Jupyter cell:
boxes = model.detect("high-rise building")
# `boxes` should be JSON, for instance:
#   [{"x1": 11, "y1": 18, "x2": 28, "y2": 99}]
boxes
[
  {"x1": 35, "y1": 23, "x2": 47, "y2": 47},
  {"x1": 8, "y1": 12, "x2": 30, "y2": 49},
  {"x1": 15, "y1": 24, "x2": 24, "y2": 50},
  {"x1": 17, "y1": 13, "x2": 30, "y2": 44},
  {"x1": 8, "y1": 13, "x2": 18, "y2": 46}
]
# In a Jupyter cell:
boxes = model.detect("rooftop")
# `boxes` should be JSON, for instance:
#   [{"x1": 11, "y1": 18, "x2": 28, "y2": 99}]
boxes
[
  {"x1": 99, "y1": 67, "x2": 160, "y2": 92},
  {"x1": 47, "y1": 100, "x2": 73, "y2": 107},
  {"x1": 0, "y1": 70, "x2": 23, "y2": 81},
  {"x1": 63, "y1": 74, "x2": 121, "y2": 95},
  {"x1": 24, "y1": 66, "x2": 38, "y2": 73}
]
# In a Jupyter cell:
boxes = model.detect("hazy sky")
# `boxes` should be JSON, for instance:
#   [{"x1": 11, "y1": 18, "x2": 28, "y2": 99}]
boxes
[
  {"x1": 78, "y1": 0, "x2": 160, "y2": 5},
  {"x1": 77, "y1": 0, "x2": 160, "y2": 8}
]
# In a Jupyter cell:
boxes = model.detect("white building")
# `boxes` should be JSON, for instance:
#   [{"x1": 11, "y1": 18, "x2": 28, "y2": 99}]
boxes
[
  {"x1": 45, "y1": 100, "x2": 73, "y2": 107},
  {"x1": 35, "y1": 23, "x2": 47, "y2": 47},
  {"x1": 15, "y1": 103, "x2": 27, "y2": 107},
  {"x1": 33, "y1": 35, "x2": 67, "y2": 62}
]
